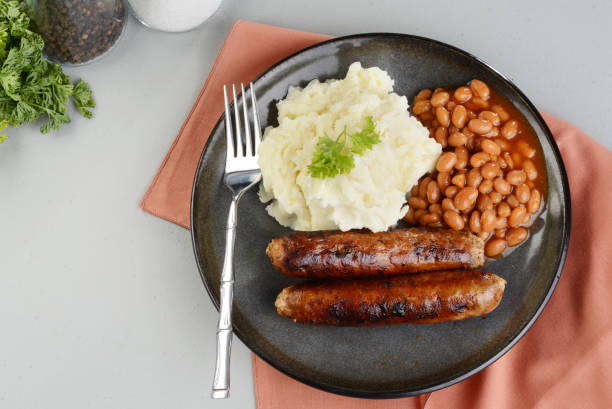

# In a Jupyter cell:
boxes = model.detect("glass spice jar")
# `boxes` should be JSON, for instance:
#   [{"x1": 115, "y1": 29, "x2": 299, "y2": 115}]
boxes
[{"x1": 24, "y1": 0, "x2": 127, "y2": 65}]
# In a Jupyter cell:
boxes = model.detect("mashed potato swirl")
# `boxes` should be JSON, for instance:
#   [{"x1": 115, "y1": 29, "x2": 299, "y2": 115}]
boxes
[{"x1": 258, "y1": 62, "x2": 441, "y2": 232}]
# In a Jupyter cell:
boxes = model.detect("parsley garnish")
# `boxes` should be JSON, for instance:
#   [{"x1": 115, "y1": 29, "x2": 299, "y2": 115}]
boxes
[
  {"x1": 0, "y1": 1, "x2": 95, "y2": 142},
  {"x1": 308, "y1": 116, "x2": 381, "y2": 178}
]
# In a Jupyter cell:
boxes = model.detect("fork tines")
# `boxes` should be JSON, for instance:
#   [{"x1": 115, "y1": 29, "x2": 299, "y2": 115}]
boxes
[{"x1": 223, "y1": 83, "x2": 261, "y2": 161}]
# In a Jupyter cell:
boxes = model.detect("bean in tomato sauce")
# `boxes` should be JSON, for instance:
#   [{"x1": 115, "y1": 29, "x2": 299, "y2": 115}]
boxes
[{"x1": 404, "y1": 80, "x2": 546, "y2": 257}]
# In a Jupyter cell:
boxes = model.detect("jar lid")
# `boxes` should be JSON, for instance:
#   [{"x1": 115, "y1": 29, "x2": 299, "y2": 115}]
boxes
[{"x1": 127, "y1": 0, "x2": 223, "y2": 33}]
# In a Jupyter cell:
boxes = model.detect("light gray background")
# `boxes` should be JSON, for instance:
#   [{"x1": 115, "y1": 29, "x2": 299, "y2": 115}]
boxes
[{"x1": 1, "y1": 1, "x2": 610, "y2": 408}]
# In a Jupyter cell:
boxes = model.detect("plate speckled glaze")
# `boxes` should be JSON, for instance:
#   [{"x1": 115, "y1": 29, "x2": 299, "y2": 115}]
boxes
[{"x1": 191, "y1": 34, "x2": 570, "y2": 398}]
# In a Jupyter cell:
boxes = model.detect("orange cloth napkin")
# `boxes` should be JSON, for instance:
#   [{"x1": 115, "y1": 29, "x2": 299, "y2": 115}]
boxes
[{"x1": 141, "y1": 20, "x2": 612, "y2": 408}]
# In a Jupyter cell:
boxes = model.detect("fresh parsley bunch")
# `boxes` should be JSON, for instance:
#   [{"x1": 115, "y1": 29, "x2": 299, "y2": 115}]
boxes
[
  {"x1": 0, "y1": 0, "x2": 95, "y2": 143},
  {"x1": 308, "y1": 116, "x2": 381, "y2": 178}
]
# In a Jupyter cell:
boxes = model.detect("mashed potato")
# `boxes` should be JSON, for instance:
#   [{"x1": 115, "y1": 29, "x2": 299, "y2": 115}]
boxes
[{"x1": 258, "y1": 62, "x2": 441, "y2": 232}]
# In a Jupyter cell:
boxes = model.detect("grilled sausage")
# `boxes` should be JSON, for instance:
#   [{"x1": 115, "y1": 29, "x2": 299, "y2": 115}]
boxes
[
  {"x1": 275, "y1": 270, "x2": 505, "y2": 326},
  {"x1": 267, "y1": 228, "x2": 484, "y2": 279}
]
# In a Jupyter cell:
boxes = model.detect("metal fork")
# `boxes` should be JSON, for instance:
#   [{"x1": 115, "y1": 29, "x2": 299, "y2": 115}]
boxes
[{"x1": 211, "y1": 83, "x2": 262, "y2": 399}]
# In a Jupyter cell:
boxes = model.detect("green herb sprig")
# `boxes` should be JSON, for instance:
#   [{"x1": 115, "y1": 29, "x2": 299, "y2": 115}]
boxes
[
  {"x1": 0, "y1": 0, "x2": 95, "y2": 142},
  {"x1": 308, "y1": 116, "x2": 381, "y2": 178}
]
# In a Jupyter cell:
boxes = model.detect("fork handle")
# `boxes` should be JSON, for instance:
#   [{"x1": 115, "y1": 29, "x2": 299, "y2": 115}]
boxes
[{"x1": 212, "y1": 199, "x2": 238, "y2": 399}]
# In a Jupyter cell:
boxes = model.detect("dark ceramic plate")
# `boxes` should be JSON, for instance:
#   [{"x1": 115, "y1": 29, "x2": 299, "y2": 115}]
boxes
[{"x1": 191, "y1": 34, "x2": 570, "y2": 398}]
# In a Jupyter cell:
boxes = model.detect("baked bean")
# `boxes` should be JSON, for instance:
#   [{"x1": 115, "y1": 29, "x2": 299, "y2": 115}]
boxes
[
  {"x1": 494, "y1": 228, "x2": 506, "y2": 239},
  {"x1": 445, "y1": 185, "x2": 459, "y2": 198},
  {"x1": 451, "y1": 105, "x2": 468, "y2": 128},
  {"x1": 481, "y1": 161, "x2": 500, "y2": 179},
  {"x1": 528, "y1": 189, "x2": 541, "y2": 213},
  {"x1": 441, "y1": 197, "x2": 458, "y2": 212},
  {"x1": 404, "y1": 207, "x2": 416, "y2": 224},
  {"x1": 430, "y1": 91, "x2": 450, "y2": 107},
  {"x1": 408, "y1": 196, "x2": 428, "y2": 210},
  {"x1": 414, "y1": 89, "x2": 432, "y2": 102},
  {"x1": 463, "y1": 200, "x2": 476, "y2": 215},
  {"x1": 482, "y1": 126, "x2": 500, "y2": 138},
  {"x1": 471, "y1": 97, "x2": 490, "y2": 109},
  {"x1": 448, "y1": 132, "x2": 468, "y2": 147},
  {"x1": 451, "y1": 173, "x2": 466, "y2": 188},
  {"x1": 479, "y1": 179, "x2": 494, "y2": 194},
  {"x1": 480, "y1": 139, "x2": 501, "y2": 156},
  {"x1": 495, "y1": 217, "x2": 508, "y2": 229},
  {"x1": 435, "y1": 106, "x2": 451, "y2": 127},
  {"x1": 465, "y1": 133, "x2": 477, "y2": 151},
  {"x1": 494, "y1": 138, "x2": 510, "y2": 151},
  {"x1": 434, "y1": 127, "x2": 448, "y2": 148},
  {"x1": 522, "y1": 211, "x2": 531, "y2": 225},
  {"x1": 413, "y1": 100, "x2": 431, "y2": 115},
  {"x1": 420, "y1": 111, "x2": 434, "y2": 122},
  {"x1": 496, "y1": 201, "x2": 511, "y2": 218},
  {"x1": 515, "y1": 184, "x2": 531, "y2": 204},
  {"x1": 501, "y1": 119, "x2": 519, "y2": 139},
  {"x1": 420, "y1": 212, "x2": 440, "y2": 226},
  {"x1": 480, "y1": 209, "x2": 496, "y2": 233},
  {"x1": 490, "y1": 190, "x2": 502, "y2": 204},
  {"x1": 466, "y1": 167, "x2": 483, "y2": 187},
  {"x1": 470, "y1": 79, "x2": 490, "y2": 100},
  {"x1": 443, "y1": 210, "x2": 465, "y2": 230},
  {"x1": 522, "y1": 159, "x2": 538, "y2": 181},
  {"x1": 506, "y1": 227, "x2": 528, "y2": 246},
  {"x1": 427, "y1": 180, "x2": 441, "y2": 203},
  {"x1": 485, "y1": 238, "x2": 506, "y2": 257},
  {"x1": 491, "y1": 104, "x2": 510, "y2": 122},
  {"x1": 497, "y1": 156, "x2": 508, "y2": 169},
  {"x1": 418, "y1": 176, "x2": 432, "y2": 198},
  {"x1": 410, "y1": 184, "x2": 419, "y2": 197},
  {"x1": 509, "y1": 206, "x2": 527, "y2": 228},
  {"x1": 436, "y1": 152, "x2": 457, "y2": 172},
  {"x1": 446, "y1": 101, "x2": 457, "y2": 111},
  {"x1": 437, "y1": 171, "x2": 451, "y2": 190},
  {"x1": 479, "y1": 110, "x2": 501, "y2": 126},
  {"x1": 470, "y1": 152, "x2": 490, "y2": 168},
  {"x1": 517, "y1": 140, "x2": 536, "y2": 158},
  {"x1": 414, "y1": 209, "x2": 427, "y2": 221},
  {"x1": 494, "y1": 177, "x2": 512, "y2": 195},
  {"x1": 469, "y1": 210, "x2": 482, "y2": 233},
  {"x1": 506, "y1": 194, "x2": 520, "y2": 208},
  {"x1": 429, "y1": 203, "x2": 442, "y2": 214},
  {"x1": 468, "y1": 118, "x2": 493, "y2": 135},
  {"x1": 502, "y1": 151, "x2": 514, "y2": 169},
  {"x1": 433, "y1": 88, "x2": 445, "y2": 95},
  {"x1": 527, "y1": 180, "x2": 535, "y2": 189},
  {"x1": 454, "y1": 86, "x2": 472, "y2": 103},
  {"x1": 455, "y1": 147, "x2": 469, "y2": 170},
  {"x1": 466, "y1": 109, "x2": 478, "y2": 120},
  {"x1": 506, "y1": 170, "x2": 527, "y2": 185},
  {"x1": 454, "y1": 187, "x2": 478, "y2": 211},
  {"x1": 477, "y1": 193, "x2": 494, "y2": 212}
]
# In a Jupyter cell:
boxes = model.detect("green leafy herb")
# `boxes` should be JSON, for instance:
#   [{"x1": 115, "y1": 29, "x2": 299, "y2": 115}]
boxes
[
  {"x1": 0, "y1": 0, "x2": 94, "y2": 143},
  {"x1": 308, "y1": 116, "x2": 381, "y2": 178}
]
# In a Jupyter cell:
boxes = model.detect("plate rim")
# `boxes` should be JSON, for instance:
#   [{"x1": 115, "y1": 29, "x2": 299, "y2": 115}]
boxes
[{"x1": 190, "y1": 32, "x2": 571, "y2": 398}]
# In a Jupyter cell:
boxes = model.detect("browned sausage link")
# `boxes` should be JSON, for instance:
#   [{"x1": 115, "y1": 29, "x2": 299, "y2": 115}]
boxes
[
  {"x1": 266, "y1": 228, "x2": 484, "y2": 278},
  {"x1": 275, "y1": 270, "x2": 506, "y2": 326}
]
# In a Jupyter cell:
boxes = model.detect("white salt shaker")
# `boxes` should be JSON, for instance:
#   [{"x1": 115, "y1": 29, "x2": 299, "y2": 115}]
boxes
[{"x1": 127, "y1": 0, "x2": 223, "y2": 32}]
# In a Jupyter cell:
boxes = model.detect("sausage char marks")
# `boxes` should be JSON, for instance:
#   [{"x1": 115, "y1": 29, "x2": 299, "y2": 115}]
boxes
[
  {"x1": 267, "y1": 228, "x2": 484, "y2": 279},
  {"x1": 275, "y1": 270, "x2": 505, "y2": 326}
]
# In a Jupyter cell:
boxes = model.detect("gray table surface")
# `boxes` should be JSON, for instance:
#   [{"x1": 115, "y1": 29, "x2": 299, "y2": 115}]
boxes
[{"x1": 1, "y1": 1, "x2": 610, "y2": 408}]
